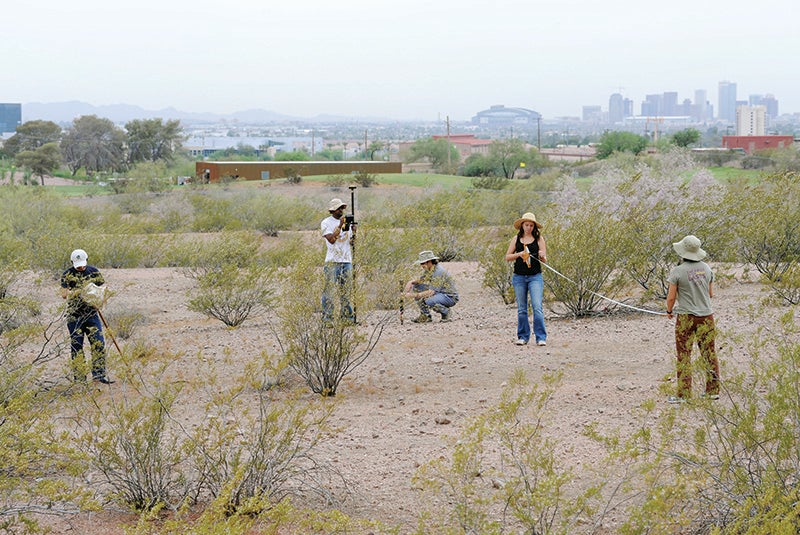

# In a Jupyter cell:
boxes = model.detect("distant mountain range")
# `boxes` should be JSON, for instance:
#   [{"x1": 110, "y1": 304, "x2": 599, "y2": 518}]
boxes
[{"x1": 21, "y1": 101, "x2": 397, "y2": 125}]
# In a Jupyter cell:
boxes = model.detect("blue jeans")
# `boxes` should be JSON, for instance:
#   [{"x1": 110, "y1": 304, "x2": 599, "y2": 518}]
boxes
[
  {"x1": 67, "y1": 312, "x2": 107, "y2": 380},
  {"x1": 322, "y1": 262, "x2": 354, "y2": 321},
  {"x1": 512, "y1": 273, "x2": 546, "y2": 343},
  {"x1": 412, "y1": 283, "x2": 457, "y2": 316}
]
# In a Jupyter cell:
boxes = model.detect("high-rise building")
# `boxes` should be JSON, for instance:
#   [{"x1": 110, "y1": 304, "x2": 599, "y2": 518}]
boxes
[
  {"x1": 736, "y1": 105, "x2": 766, "y2": 136},
  {"x1": 0, "y1": 103, "x2": 22, "y2": 133},
  {"x1": 693, "y1": 89, "x2": 708, "y2": 122},
  {"x1": 662, "y1": 91, "x2": 678, "y2": 116},
  {"x1": 641, "y1": 94, "x2": 662, "y2": 116},
  {"x1": 762, "y1": 94, "x2": 779, "y2": 119},
  {"x1": 609, "y1": 93, "x2": 625, "y2": 124},
  {"x1": 718, "y1": 81, "x2": 737, "y2": 122}
]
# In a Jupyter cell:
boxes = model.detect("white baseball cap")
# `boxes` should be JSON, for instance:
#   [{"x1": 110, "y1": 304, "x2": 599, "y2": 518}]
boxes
[{"x1": 70, "y1": 249, "x2": 88, "y2": 268}]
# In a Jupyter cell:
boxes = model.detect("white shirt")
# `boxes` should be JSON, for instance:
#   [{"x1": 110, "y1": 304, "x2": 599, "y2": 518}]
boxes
[{"x1": 321, "y1": 215, "x2": 353, "y2": 263}]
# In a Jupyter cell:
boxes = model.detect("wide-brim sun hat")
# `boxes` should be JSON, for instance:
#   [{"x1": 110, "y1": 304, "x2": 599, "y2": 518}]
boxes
[
  {"x1": 673, "y1": 235, "x2": 707, "y2": 261},
  {"x1": 415, "y1": 250, "x2": 439, "y2": 264},
  {"x1": 70, "y1": 249, "x2": 88, "y2": 268},
  {"x1": 328, "y1": 198, "x2": 347, "y2": 212},
  {"x1": 513, "y1": 212, "x2": 541, "y2": 230}
]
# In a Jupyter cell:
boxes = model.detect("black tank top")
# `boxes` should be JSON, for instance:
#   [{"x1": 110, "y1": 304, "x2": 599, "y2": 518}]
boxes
[{"x1": 513, "y1": 236, "x2": 541, "y2": 276}]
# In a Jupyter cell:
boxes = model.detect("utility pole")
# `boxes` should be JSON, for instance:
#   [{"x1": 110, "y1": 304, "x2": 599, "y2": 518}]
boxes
[
  {"x1": 537, "y1": 117, "x2": 541, "y2": 151},
  {"x1": 446, "y1": 115, "x2": 451, "y2": 171}
]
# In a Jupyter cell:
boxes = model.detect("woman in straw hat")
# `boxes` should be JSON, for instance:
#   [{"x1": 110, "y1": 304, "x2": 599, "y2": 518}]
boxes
[
  {"x1": 665, "y1": 235, "x2": 719, "y2": 403},
  {"x1": 505, "y1": 212, "x2": 547, "y2": 346}
]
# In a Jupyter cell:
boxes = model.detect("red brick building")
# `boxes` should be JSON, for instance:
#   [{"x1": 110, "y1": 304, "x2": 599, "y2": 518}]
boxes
[{"x1": 722, "y1": 135, "x2": 794, "y2": 154}]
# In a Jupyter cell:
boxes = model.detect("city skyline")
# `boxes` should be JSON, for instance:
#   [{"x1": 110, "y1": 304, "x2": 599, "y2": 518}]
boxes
[{"x1": 4, "y1": 0, "x2": 798, "y2": 121}]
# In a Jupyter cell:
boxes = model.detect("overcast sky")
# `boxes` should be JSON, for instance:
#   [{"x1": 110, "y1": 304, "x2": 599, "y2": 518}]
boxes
[{"x1": 4, "y1": 0, "x2": 798, "y2": 121}]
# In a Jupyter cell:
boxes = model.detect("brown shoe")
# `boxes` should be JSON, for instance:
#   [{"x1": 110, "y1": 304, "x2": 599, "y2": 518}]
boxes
[{"x1": 412, "y1": 314, "x2": 431, "y2": 323}]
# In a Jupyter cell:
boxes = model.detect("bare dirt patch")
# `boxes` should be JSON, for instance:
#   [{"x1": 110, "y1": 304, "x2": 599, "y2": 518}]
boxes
[{"x1": 18, "y1": 258, "x2": 774, "y2": 533}]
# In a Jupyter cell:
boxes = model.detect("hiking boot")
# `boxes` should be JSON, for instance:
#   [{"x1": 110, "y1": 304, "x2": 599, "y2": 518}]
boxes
[
  {"x1": 93, "y1": 376, "x2": 115, "y2": 385},
  {"x1": 515, "y1": 339, "x2": 528, "y2": 346},
  {"x1": 412, "y1": 314, "x2": 431, "y2": 324},
  {"x1": 440, "y1": 311, "x2": 451, "y2": 323},
  {"x1": 536, "y1": 340, "x2": 547, "y2": 346},
  {"x1": 667, "y1": 395, "x2": 687, "y2": 404},
  {"x1": 701, "y1": 393, "x2": 720, "y2": 400}
]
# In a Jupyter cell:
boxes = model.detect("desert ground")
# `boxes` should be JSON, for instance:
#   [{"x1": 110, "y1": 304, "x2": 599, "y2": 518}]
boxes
[{"x1": 17, "y1": 248, "x2": 774, "y2": 533}]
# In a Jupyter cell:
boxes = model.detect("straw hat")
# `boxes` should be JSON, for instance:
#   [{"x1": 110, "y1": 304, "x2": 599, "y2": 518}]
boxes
[
  {"x1": 513, "y1": 212, "x2": 541, "y2": 230},
  {"x1": 415, "y1": 250, "x2": 439, "y2": 264},
  {"x1": 672, "y1": 235, "x2": 707, "y2": 261}
]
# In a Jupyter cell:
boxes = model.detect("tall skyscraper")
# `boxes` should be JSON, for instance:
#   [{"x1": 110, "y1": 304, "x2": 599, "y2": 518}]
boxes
[
  {"x1": 609, "y1": 93, "x2": 625, "y2": 124},
  {"x1": 762, "y1": 94, "x2": 779, "y2": 119},
  {"x1": 718, "y1": 81, "x2": 737, "y2": 122},
  {"x1": 693, "y1": 89, "x2": 708, "y2": 122},
  {"x1": 662, "y1": 92, "x2": 678, "y2": 116}
]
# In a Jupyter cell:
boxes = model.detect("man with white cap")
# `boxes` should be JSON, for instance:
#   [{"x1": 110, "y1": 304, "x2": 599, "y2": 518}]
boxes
[
  {"x1": 60, "y1": 249, "x2": 113, "y2": 384},
  {"x1": 321, "y1": 198, "x2": 356, "y2": 323},
  {"x1": 665, "y1": 235, "x2": 718, "y2": 403}
]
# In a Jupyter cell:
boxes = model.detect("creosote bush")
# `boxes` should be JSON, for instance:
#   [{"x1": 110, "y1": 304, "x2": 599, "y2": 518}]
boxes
[{"x1": 413, "y1": 370, "x2": 600, "y2": 534}]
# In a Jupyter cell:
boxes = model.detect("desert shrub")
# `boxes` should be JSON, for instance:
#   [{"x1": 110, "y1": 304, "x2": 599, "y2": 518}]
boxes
[
  {"x1": 104, "y1": 306, "x2": 146, "y2": 340},
  {"x1": 479, "y1": 239, "x2": 515, "y2": 304},
  {"x1": 68, "y1": 359, "x2": 198, "y2": 512},
  {"x1": 0, "y1": 312, "x2": 93, "y2": 531},
  {"x1": 352, "y1": 171, "x2": 377, "y2": 188},
  {"x1": 187, "y1": 263, "x2": 274, "y2": 327},
  {"x1": 413, "y1": 370, "x2": 599, "y2": 534},
  {"x1": 274, "y1": 254, "x2": 389, "y2": 396},
  {"x1": 579, "y1": 151, "x2": 729, "y2": 300},
  {"x1": 182, "y1": 231, "x2": 264, "y2": 279},
  {"x1": 543, "y1": 199, "x2": 629, "y2": 316},
  {"x1": 187, "y1": 192, "x2": 244, "y2": 232},
  {"x1": 190, "y1": 382, "x2": 339, "y2": 512},
  {"x1": 327, "y1": 174, "x2": 347, "y2": 189},
  {"x1": 764, "y1": 260, "x2": 800, "y2": 305},
  {"x1": 581, "y1": 310, "x2": 800, "y2": 534},
  {"x1": 730, "y1": 171, "x2": 800, "y2": 281},
  {"x1": 236, "y1": 192, "x2": 318, "y2": 236},
  {"x1": 471, "y1": 175, "x2": 509, "y2": 190}
]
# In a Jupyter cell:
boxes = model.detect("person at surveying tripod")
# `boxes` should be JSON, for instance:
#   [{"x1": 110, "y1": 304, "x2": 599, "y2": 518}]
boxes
[
  {"x1": 60, "y1": 249, "x2": 114, "y2": 384},
  {"x1": 321, "y1": 198, "x2": 356, "y2": 324}
]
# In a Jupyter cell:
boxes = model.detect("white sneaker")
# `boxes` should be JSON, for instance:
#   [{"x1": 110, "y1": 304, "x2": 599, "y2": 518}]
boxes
[
  {"x1": 536, "y1": 340, "x2": 547, "y2": 346},
  {"x1": 515, "y1": 339, "x2": 528, "y2": 346}
]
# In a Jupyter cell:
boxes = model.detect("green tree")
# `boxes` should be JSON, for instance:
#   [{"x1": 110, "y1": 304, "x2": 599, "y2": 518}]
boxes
[
  {"x1": 671, "y1": 127, "x2": 701, "y2": 148},
  {"x1": 2, "y1": 120, "x2": 62, "y2": 157},
  {"x1": 595, "y1": 131, "x2": 648, "y2": 159},
  {"x1": 487, "y1": 138, "x2": 529, "y2": 178},
  {"x1": 462, "y1": 153, "x2": 497, "y2": 177},
  {"x1": 14, "y1": 142, "x2": 62, "y2": 185},
  {"x1": 61, "y1": 115, "x2": 127, "y2": 176},
  {"x1": 125, "y1": 118, "x2": 185, "y2": 164},
  {"x1": 405, "y1": 137, "x2": 460, "y2": 173}
]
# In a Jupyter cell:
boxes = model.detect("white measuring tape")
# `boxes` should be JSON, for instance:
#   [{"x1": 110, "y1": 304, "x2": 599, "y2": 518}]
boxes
[{"x1": 541, "y1": 262, "x2": 667, "y2": 316}]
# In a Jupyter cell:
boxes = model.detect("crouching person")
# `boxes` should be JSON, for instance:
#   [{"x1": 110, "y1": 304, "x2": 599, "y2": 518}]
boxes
[{"x1": 404, "y1": 250, "x2": 459, "y2": 323}]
